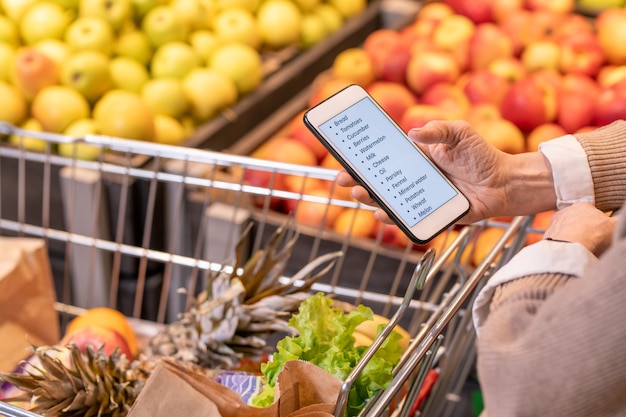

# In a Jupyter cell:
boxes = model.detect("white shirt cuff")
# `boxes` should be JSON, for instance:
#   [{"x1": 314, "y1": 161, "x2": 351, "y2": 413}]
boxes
[
  {"x1": 539, "y1": 135, "x2": 594, "y2": 209},
  {"x1": 472, "y1": 239, "x2": 598, "y2": 334}
]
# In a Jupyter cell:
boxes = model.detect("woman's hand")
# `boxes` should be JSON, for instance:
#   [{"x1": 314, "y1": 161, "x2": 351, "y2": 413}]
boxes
[
  {"x1": 337, "y1": 120, "x2": 557, "y2": 224},
  {"x1": 544, "y1": 203, "x2": 617, "y2": 257}
]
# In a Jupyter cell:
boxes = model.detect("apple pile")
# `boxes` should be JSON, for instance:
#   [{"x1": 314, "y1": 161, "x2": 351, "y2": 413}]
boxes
[
  {"x1": 0, "y1": 0, "x2": 367, "y2": 159},
  {"x1": 244, "y1": 0, "x2": 626, "y2": 252}
]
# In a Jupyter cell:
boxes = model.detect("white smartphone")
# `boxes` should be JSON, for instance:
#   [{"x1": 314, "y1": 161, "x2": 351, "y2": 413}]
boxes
[{"x1": 303, "y1": 84, "x2": 470, "y2": 244}]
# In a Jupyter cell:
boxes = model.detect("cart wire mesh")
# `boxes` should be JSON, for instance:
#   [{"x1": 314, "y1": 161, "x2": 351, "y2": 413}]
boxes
[{"x1": 0, "y1": 122, "x2": 535, "y2": 417}]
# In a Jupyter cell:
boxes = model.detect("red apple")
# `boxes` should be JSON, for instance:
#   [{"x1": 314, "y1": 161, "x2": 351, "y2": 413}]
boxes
[
  {"x1": 526, "y1": 123, "x2": 567, "y2": 152},
  {"x1": 499, "y1": 78, "x2": 551, "y2": 132},
  {"x1": 525, "y1": 0, "x2": 574, "y2": 14},
  {"x1": 61, "y1": 325, "x2": 133, "y2": 359},
  {"x1": 458, "y1": 69, "x2": 510, "y2": 106},
  {"x1": 596, "y1": 8, "x2": 626, "y2": 66},
  {"x1": 558, "y1": 32, "x2": 604, "y2": 78},
  {"x1": 401, "y1": 19, "x2": 438, "y2": 44},
  {"x1": 12, "y1": 47, "x2": 59, "y2": 100},
  {"x1": 561, "y1": 73, "x2": 600, "y2": 101},
  {"x1": 288, "y1": 110, "x2": 328, "y2": 162},
  {"x1": 399, "y1": 104, "x2": 450, "y2": 132},
  {"x1": 491, "y1": 0, "x2": 524, "y2": 23},
  {"x1": 432, "y1": 14, "x2": 474, "y2": 71},
  {"x1": 499, "y1": 11, "x2": 533, "y2": 55},
  {"x1": 416, "y1": 2, "x2": 454, "y2": 23},
  {"x1": 592, "y1": 86, "x2": 626, "y2": 127},
  {"x1": 308, "y1": 76, "x2": 353, "y2": 107},
  {"x1": 421, "y1": 82, "x2": 470, "y2": 118},
  {"x1": 467, "y1": 22, "x2": 514, "y2": 71},
  {"x1": 367, "y1": 81, "x2": 417, "y2": 122},
  {"x1": 405, "y1": 50, "x2": 460, "y2": 95},
  {"x1": 363, "y1": 29, "x2": 403, "y2": 73},
  {"x1": 556, "y1": 90, "x2": 595, "y2": 133},
  {"x1": 442, "y1": 0, "x2": 494, "y2": 24},
  {"x1": 362, "y1": 30, "x2": 412, "y2": 84},
  {"x1": 552, "y1": 12, "x2": 594, "y2": 42}
]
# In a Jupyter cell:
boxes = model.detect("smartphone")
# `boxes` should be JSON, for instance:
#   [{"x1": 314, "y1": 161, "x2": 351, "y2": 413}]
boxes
[{"x1": 303, "y1": 84, "x2": 470, "y2": 244}]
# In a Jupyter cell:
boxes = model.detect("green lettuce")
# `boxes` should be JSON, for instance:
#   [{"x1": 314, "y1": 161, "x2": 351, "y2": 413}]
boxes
[{"x1": 251, "y1": 292, "x2": 403, "y2": 417}]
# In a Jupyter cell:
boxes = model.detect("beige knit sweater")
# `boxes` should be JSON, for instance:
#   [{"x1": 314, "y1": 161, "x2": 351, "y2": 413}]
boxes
[{"x1": 476, "y1": 121, "x2": 626, "y2": 417}]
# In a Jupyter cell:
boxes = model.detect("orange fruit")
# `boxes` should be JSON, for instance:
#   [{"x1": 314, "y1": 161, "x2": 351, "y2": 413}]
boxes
[{"x1": 66, "y1": 307, "x2": 137, "y2": 356}]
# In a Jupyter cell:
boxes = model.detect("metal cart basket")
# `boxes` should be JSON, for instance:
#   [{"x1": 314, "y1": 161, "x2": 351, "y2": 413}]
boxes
[{"x1": 0, "y1": 122, "x2": 535, "y2": 417}]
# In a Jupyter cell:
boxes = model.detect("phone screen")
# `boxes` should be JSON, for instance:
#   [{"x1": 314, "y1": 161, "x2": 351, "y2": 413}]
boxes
[{"x1": 316, "y1": 96, "x2": 458, "y2": 228}]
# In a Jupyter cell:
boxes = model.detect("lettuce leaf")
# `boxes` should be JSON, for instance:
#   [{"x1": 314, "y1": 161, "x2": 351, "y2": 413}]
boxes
[{"x1": 251, "y1": 293, "x2": 403, "y2": 416}]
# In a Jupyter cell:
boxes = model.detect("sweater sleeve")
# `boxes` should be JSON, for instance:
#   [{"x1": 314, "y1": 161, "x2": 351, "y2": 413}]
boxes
[
  {"x1": 475, "y1": 122, "x2": 626, "y2": 416},
  {"x1": 574, "y1": 120, "x2": 626, "y2": 212}
]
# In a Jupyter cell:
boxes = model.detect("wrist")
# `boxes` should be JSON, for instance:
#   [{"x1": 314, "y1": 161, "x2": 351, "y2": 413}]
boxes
[{"x1": 503, "y1": 152, "x2": 557, "y2": 216}]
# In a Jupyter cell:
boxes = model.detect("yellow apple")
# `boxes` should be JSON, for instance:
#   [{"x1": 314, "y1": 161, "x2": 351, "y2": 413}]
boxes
[
  {"x1": 0, "y1": 42, "x2": 15, "y2": 82},
  {"x1": 596, "y1": 8, "x2": 626, "y2": 66},
  {"x1": 131, "y1": 0, "x2": 168, "y2": 19},
  {"x1": 1, "y1": 0, "x2": 37, "y2": 23},
  {"x1": 93, "y1": 90, "x2": 155, "y2": 141},
  {"x1": 61, "y1": 50, "x2": 113, "y2": 104},
  {"x1": 0, "y1": 14, "x2": 18, "y2": 45},
  {"x1": 19, "y1": 2, "x2": 73, "y2": 45},
  {"x1": 331, "y1": 47, "x2": 376, "y2": 87},
  {"x1": 33, "y1": 39, "x2": 71, "y2": 69},
  {"x1": 216, "y1": 0, "x2": 261, "y2": 12},
  {"x1": 79, "y1": 0, "x2": 133, "y2": 31},
  {"x1": 327, "y1": 0, "x2": 366, "y2": 18},
  {"x1": 140, "y1": 78, "x2": 190, "y2": 118},
  {"x1": 114, "y1": 28, "x2": 153, "y2": 66},
  {"x1": 293, "y1": 0, "x2": 321, "y2": 13},
  {"x1": 182, "y1": 68, "x2": 238, "y2": 122},
  {"x1": 209, "y1": 42, "x2": 263, "y2": 94},
  {"x1": 47, "y1": 0, "x2": 80, "y2": 9},
  {"x1": 153, "y1": 114, "x2": 187, "y2": 145},
  {"x1": 141, "y1": 5, "x2": 189, "y2": 47},
  {"x1": 300, "y1": 12, "x2": 328, "y2": 49},
  {"x1": 31, "y1": 85, "x2": 91, "y2": 133},
  {"x1": 59, "y1": 118, "x2": 103, "y2": 160},
  {"x1": 170, "y1": 0, "x2": 217, "y2": 30},
  {"x1": 12, "y1": 47, "x2": 60, "y2": 101},
  {"x1": 188, "y1": 30, "x2": 221, "y2": 65},
  {"x1": 432, "y1": 13, "x2": 475, "y2": 53},
  {"x1": 521, "y1": 40, "x2": 561, "y2": 73},
  {"x1": 150, "y1": 41, "x2": 200, "y2": 79},
  {"x1": 315, "y1": 3, "x2": 343, "y2": 34},
  {"x1": 9, "y1": 118, "x2": 47, "y2": 152},
  {"x1": 109, "y1": 56, "x2": 150, "y2": 93},
  {"x1": 64, "y1": 16, "x2": 115, "y2": 55},
  {"x1": 473, "y1": 117, "x2": 526, "y2": 154},
  {"x1": 0, "y1": 80, "x2": 27, "y2": 125},
  {"x1": 256, "y1": 0, "x2": 302, "y2": 49},
  {"x1": 213, "y1": 7, "x2": 261, "y2": 49}
]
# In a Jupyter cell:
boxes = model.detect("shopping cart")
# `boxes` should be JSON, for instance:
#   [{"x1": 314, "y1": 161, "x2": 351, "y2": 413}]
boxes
[{"x1": 0, "y1": 122, "x2": 534, "y2": 417}]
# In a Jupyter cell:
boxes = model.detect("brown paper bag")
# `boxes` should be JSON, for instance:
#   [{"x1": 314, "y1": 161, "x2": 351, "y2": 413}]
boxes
[
  {"x1": 128, "y1": 359, "x2": 343, "y2": 417},
  {"x1": 0, "y1": 238, "x2": 60, "y2": 372}
]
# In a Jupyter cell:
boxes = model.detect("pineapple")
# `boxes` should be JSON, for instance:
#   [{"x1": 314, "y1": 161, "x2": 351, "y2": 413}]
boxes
[
  {"x1": 0, "y1": 344, "x2": 151, "y2": 417},
  {"x1": 141, "y1": 219, "x2": 342, "y2": 369}
]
